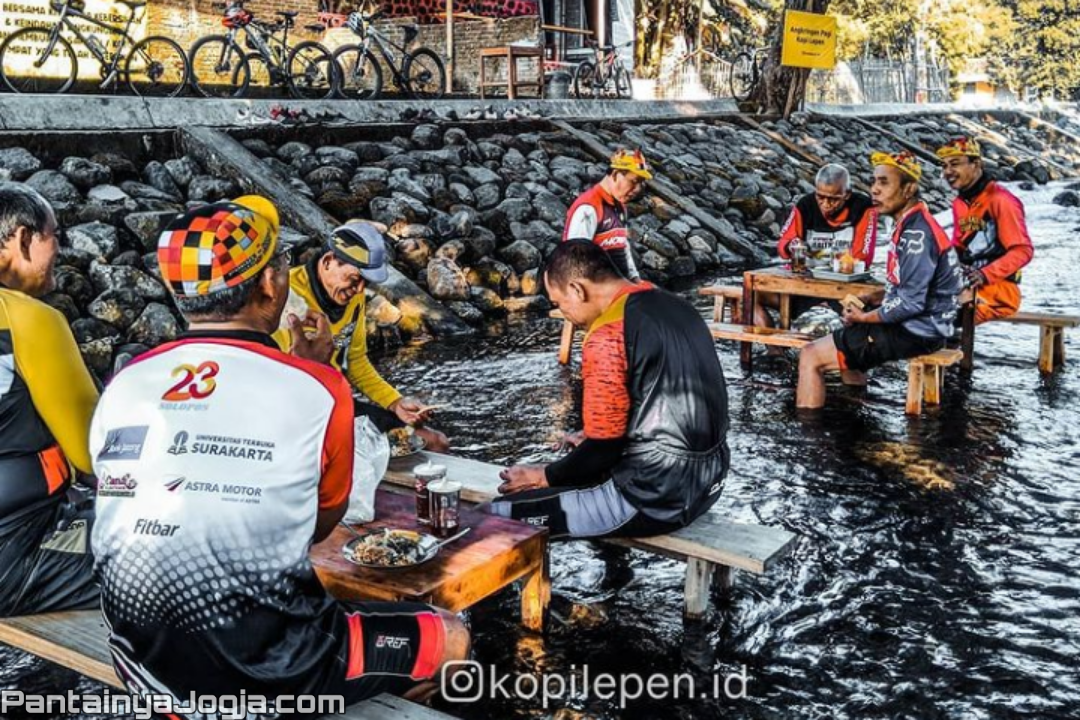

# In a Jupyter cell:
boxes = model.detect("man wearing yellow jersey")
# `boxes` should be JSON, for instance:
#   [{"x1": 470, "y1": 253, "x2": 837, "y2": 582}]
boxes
[
  {"x1": 275, "y1": 222, "x2": 449, "y2": 451},
  {"x1": 0, "y1": 183, "x2": 99, "y2": 615}
]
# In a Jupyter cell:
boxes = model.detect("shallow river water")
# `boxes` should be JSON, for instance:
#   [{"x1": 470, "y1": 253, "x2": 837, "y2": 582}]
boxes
[{"x1": 2, "y1": 183, "x2": 1079, "y2": 719}]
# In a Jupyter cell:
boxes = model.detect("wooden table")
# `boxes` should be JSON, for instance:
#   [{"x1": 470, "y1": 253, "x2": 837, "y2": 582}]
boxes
[
  {"x1": 740, "y1": 265, "x2": 881, "y2": 369},
  {"x1": 311, "y1": 490, "x2": 549, "y2": 632},
  {"x1": 479, "y1": 46, "x2": 544, "y2": 99}
]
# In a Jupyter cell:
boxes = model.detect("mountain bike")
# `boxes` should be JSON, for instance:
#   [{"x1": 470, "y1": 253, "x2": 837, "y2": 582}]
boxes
[
  {"x1": 328, "y1": 10, "x2": 446, "y2": 100},
  {"x1": 572, "y1": 39, "x2": 632, "y2": 99},
  {"x1": 729, "y1": 45, "x2": 769, "y2": 102},
  {"x1": 0, "y1": 0, "x2": 188, "y2": 96},
  {"x1": 188, "y1": 1, "x2": 336, "y2": 99}
]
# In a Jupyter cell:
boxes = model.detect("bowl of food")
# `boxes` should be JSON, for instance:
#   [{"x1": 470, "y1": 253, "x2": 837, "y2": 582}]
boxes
[
  {"x1": 342, "y1": 528, "x2": 440, "y2": 569},
  {"x1": 388, "y1": 427, "x2": 426, "y2": 458}
]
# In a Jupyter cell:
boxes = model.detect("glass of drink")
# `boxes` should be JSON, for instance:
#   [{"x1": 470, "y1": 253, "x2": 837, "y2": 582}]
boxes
[
  {"x1": 413, "y1": 463, "x2": 446, "y2": 525},
  {"x1": 790, "y1": 240, "x2": 807, "y2": 273},
  {"x1": 428, "y1": 480, "x2": 462, "y2": 538}
]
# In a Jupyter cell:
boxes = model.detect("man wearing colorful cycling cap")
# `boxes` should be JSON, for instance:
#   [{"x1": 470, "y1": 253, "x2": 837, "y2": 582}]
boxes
[
  {"x1": 796, "y1": 152, "x2": 962, "y2": 409},
  {"x1": 936, "y1": 137, "x2": 1034, "y2": 323},
  {"x1": 272, "y1": 221, "x2": 450, "y2": 452},
  {"x1": 0, "y1": 182, "x2": 99, "y2": 616},
  {"x1": 90, "y1": 196, "x2": 469, "y2": 713},
  {"x1": 563, "y1": 147, "x2": 652, "y2": 282}
]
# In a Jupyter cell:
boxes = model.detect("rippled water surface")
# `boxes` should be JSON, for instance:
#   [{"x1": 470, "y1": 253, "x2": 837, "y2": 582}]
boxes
[{"x1": 3, "y1": 184, "x2": 1079, "y2": 719}]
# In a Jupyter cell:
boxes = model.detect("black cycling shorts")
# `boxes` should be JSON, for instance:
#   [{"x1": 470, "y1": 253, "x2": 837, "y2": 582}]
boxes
[{"x1": 833, "y1": 323, "x2": 943, "y2": 373}]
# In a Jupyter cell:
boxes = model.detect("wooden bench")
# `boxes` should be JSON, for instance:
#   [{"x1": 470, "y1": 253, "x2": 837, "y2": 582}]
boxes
[
  {"x1": 479, "y1": 46, "x2": 544, "y2": 100},
  {"x1": 699, "y1": 285, "x2": 744, "y2": 323},
  {"x1": 0, "y1": 611, "x2": 459, "y2": 719},
  {"x1": 995, "y1": 311, "x2": 1080, "y2": 373},
  {"x1": 550, "y1": 309, "x2": 576, "y2": 365},
  {"x1": 385, "y1": 453, "x2": 796, "y2": 621},
  {"x1": 708, "y1": 323, "x2": 962, "y2": 415}
]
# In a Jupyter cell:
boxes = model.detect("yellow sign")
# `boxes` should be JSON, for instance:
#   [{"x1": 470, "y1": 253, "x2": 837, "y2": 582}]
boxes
[
  {"x1": 0, "y1": 0, "x2": 146, "y2": 79},
  {"x1": 781, "y1": 9, "x2": 837, "y2": 70}
]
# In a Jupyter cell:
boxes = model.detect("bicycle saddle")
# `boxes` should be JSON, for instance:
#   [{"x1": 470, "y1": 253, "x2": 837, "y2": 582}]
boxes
[
  {"x1": 305, "y1": 23, "x2": 326, "y2": 32},
  {"x1": 118, "y1": 0, "x2": 146, "y2": 8},
  {"x1": 401, "y1": 24, "x2": 419, "y2": 44},
  {"x1": 276, "y1": 10, "x2": 299, "y2": 18}
]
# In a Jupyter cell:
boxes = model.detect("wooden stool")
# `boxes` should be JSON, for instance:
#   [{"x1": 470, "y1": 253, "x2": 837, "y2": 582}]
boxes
[
  {"x1": 906, "y1": 348, "x2": 963, "y2": 415},
  {"x1": 550, "y1": 309, "x2": 575, "y2": 365},
  {"x1": 699, "y1": 285, "x2": 744, "y2": 323},
  {"x1": 996, "y1": 311, "x2": 1080, "y2": 373},
  {"x1": 479, "y1": 46, "x2": 544, "y2": 100}
]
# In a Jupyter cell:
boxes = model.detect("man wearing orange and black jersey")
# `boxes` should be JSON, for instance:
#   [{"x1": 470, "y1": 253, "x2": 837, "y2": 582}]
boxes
[
  {"x1": 0, "y1": 183, "x2": 100, "y2": 616},
  {"x1": 755, "y1": 164, "x2": 878, "y2": 327},
  {"x1": 489, "y1": 241, "x2": 729, "y2": 539},
  {"x1": 936, "y1": 137, "x2": 1034, "y2": 324}
]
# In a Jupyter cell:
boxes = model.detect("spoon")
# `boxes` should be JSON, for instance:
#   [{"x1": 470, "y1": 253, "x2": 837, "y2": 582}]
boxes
[
  {"x1": 338, "y1": 521, "x2": 365, "y2": 540},
  {"x1": 433, "y1": 527, "x2": 471, "y2": 551}
]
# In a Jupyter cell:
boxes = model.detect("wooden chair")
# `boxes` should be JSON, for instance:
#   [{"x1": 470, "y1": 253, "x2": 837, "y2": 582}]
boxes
[{"x1": 479, "y1": 46, "x2": 544, "y2": 100}]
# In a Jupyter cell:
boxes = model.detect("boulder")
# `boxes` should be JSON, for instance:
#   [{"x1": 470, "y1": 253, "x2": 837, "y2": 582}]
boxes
[
  {"x1": 90, "y1": 153, "x2": 139, "y2": 182},
  {"x1": 469, "y1": 286, "x2": 505, "y2": 314},
  {"x1": 277, "y1": 141, "x2": 312, "y2": 163},
  {"x1": 42, "y1": 292, "x2": 80, "y2": 322},
  {"x1": 392, "y1": 236, "x2": 432, "y2": 270},
  {"x1": 533, "y1": 191, "x2": 568, "y2": 225},
  {"x1": 315, "y1": 146, "x2": 359, "y2": 171},
  {"x1": 79, "y1": 338, "x2": 117, "y2": 378},
  {"x1": 449, "y1": 182, "x2": 475, "y2": 206},
  {"x1": 370, "y1": 196, "x2": 418, "y2": 227},
  {"x1": 474, "y1": 183, "x2": 502, "y2": 211},
  {"x1": 59, "y1": 157, "x2": 112, "y2": 190},
  {"x1": 642, "y1": 230, "x2": 680, "y2": 259},
  {"x1": 503, "y1": 295, "x2": 551, "y2": 313},
  {"x1": 67, "y1": 221, "x2": 119, "y2": 259},
  {"x1": 71, "y1": 317, "x2": 122, "y2": 343},
  {"x1": 443, "y1": 128, "x2": 469, "y2": 146},
  {"x1": 426, "y1": 258, "x2": 470, "y2": 300},
  {"x1": 120, "y1": 181, "x2": 181, "y2": 203},
  {"x1": 520, "y1": 268, "x2": 540, "y2": 296},
  {"x1": 446, "y1": 301, "x2": 484, "y2": 326},
  {"x1": 127, "y1": 303, "x2": 180, "y2": 346},
  {"x1": 431, "y1": 210, "x2": 473, "y2": 240},
  {"x1": 510, "y1": 220, "x2": 558, "y2": 249},
  {"x1": 57, "y1": 247, "x2": 95, "y2": 272},
  {"x1": 87, "y1": 185, "x2": 130, "y2": 204},
  {"x1": 389, "y1": 170, "x2": 432, "y2": 203},
  {"x1": 668, "y1": 256, "x2": 696, "y2": 277},
  {"x1": 496, "y1": 197, "x2": 532, "y2": 223},
  {"x1": 461, "y1": 228, "x2": 497, "y2": 259},
  {"x1": 188, "y1": 175, "x2": 238, "y2": 202},
  {"x1": 305, "y1": 165, "x2": 351, "y2": 187},
  {"x1": 411, "y1": 124, "x2": 442, "y2": 150},
  {"x1": 240, "y1": 139, "x2": 274, "y2": 158},
  {"x1": 497, "y1": 240, "x2": 542, "y2": 273},
  {"x1": 435, "y1": 239, "x2": 467, "y2": 262},
  {"x1": 26, "y1": 170, "x2": 80, "y2": 205},
  {"x1": 464, "y1": 166, "x2": 503, "y2": 187},
  {"x1": 0, "y1": 147, "x2": 42, "y2": 180},
  {"x1": 1052, "y1": 190, "x2": 1080, "y2": 207},
  {"x1": 89, "y1": 262, "x2": 167, "y2": 301},
  {"x1": 466, "y1": 257, "x2": 517, "y2": 293},
  {"x1": 88, "y1": 288, "x2": 146, "y2": 330},
  {"x1": 143, "y1": 161, "x2": 183, "y2": 199},
  {"x1": 54, "y1": 266, "x2": 94, "y2": 305},
  {"x1": 125, "y1": 211, "x2": 178, "y2": 252}
]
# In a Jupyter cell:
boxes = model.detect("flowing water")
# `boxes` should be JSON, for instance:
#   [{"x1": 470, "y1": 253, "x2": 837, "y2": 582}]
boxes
[{"x1": 3, "y1": 183, "x2": 1079, "y2": 719}]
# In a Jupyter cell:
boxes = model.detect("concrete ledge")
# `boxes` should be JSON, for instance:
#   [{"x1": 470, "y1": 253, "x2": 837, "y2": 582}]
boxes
[{"x1": 0, "y1": 95, "x2": 741, "y2": 133}]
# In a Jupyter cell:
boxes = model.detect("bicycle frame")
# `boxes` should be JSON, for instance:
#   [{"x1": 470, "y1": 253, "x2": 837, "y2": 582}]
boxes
[
  {"x1": 41, "y1": 2, "x2": 139, "y2": 81},
  {"x1": 354, "y1": 22, "x2": 413, "y2": 87},
  {"x1": 219, "y1": 21, "x2": 292, "y2": 82}
]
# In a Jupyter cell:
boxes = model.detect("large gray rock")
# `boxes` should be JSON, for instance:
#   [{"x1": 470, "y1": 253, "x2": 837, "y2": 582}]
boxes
[
  {"x1": 640, "y1": 249, "x2": 670, "y2": 272},
  {"x1": 26, "y1": 170, "x2": 80, "y2": 205},
  {"x1": 278, "y1": 141, "x2": 312, "y2": 163},
  {"x1": 90, "y1": 153, "x2": 139, "y2": 182},
  {"x1": 431, "y1": 210, "x2": 473, "y2": 241},
  {"x1": 187, "y1": 175, "x2": 238, "y2": 202},
  {"x1": 446, "y1": 300, "x2": 484, "y2": 326},
  {"x1": 466, "y1": 257, "x2": 517, "y2": 293},
  {"x1": 79, "y1": 338, "x2": 117, "y2": 378},
  {"x1": 164, "y1": 157, "x2": 201, "y2": 188},
  {"x1": 71, "y1": 317, "x2": 122, "y2": 343},
  {"x1": 461, "y1": 228, "x2": 497, "y2": 259},
  {"x1": 89, "y1": 262, "x2": 167, "y2": 301},
  {"x1": 0, "y1": 147, "x2": 42, "y2": 180},
  {"x1": 533, "y1": 191, "x2": 568, "y2": 225},
  {"x1": 464, "y1": 166, "x2": 503, "y2": 187},
  {"x1": 435, "y1": 239, "x2": 467, "y2": 262},
  {"x1": 315, "y1": 146, "x2": 359, "y2": 172},
  {"x1": 729, "y1": 183, "x2": 767, "y2": 219},
  {"x1": 344, "y1": 141, "x2": 384, "y2": 163},
  {"x1": 511, "y1": 220, "x2": 558, "y2": 249},
  {"x1": 241, "y1": 138, "x2": 274, "y2": 158},
  {"x1": 67, "y1": 221, "x2": 119, "y2": 259},
  {"x1": 411, "y1": 124, "x2": 442, "y2": 150},
  {"x1": 143, "y1": 161, "x2": 182, "y2": 199},
  {"x1": 54, "y1": 266, "x2": 94, "y2": 305},
  {"x1": 125, "y1": 211, "x2": 179, "y2": 252},
  {"x1": 89, "y1": 288, "x2": 146, "y2": 330},
  {"x1": 520, "y1": 268, "x2": 540, "y2": 295},
  {"x1": 42, "y1": 292, "x2": 79, "y2": 322},
  {"x1": 503, "y1": 295, "x2": 551, "y2": 313},
  {"x1": 389, "y1": 170, "x2": 432, "y2": 204},
  {"x1": 306, "y1": 165, "x2": 351, "y2": 187},
  {"x1": 60, "y1": 157, "x2": 112, "y2": 190},
  {"x1": 127, "y1": 303, "x2": 180, "y2": 346},
  {"x1": 642, "y1": 230, "x2": 680, "y2": 259},
  {"x1": 497, "y1": 240, "x2": 542, "y2": 273},
  {"x1": 393, "y1": 236, "x2": 433, "y2": 271},
  {"x1": 87, "y1": 185, "x2": 130, "y2": 204},
  {"x1": 426, "y1": 258, "x2": 470, "y2": 300},
  {"x1": 121, "y1": 181, "x2": 181, "y2": 203},
  {"x1": 496, "y1": 198, "x2": 532, "y2": 223},
  {"x1": 449, "y1": 182, "x2": 475, "y2": 206},
  {"x1": 469, "y1": 286, "x2": 505, "y2": 314},
  {"x1": 1052, "y1": 190, "x2": 1080, "y2": 207},
  {"x1": 669, "y1": 256, "x2": 696, "y2": 277},
  {"x1": 370, "y1": 196, "x2": 416, "y2": 227},
  {"x1": 58, "y1": 247, "x2": 95, "y2": 272},
  {"x1": 474, "y1": 184, "x2": 502, "y2": 211}
]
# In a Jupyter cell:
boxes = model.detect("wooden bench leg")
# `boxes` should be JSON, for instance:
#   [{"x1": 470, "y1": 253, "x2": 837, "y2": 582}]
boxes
[
  {"x1": 922, "y1": 364, "x2": 943, "y2": 406},
  {"x1": 1039, "y1": 325, "x2": 1058, "y2": 373},
  {"x1": 712, "y1": 297, "x2": 722, "y2": 323},
  {"x1": 713, "y1": 565, "x2": 733, "y2": 592},
  {"x1": 557, "y1": 319, "x2": 574, "y2": 365},
  {"x1": 779, "y1": 294, "x2": 792, "y2": 329},
  {"x1": 480, "y1": 57, "x2": 486, "y2": 100},
  {"x1": 684, "y1": 558, "x2": 715, "y2": 620},
  {"x1": 521, "y1": 545, "x2": 550, "y2": 633},
  {"x1": 906, "y1": 361, "x2": 924, "y2": 415},
  {"x1": 1053, "y1": 327, "x2": 1066, "y2": 368},
  {"x1": 960, "y1": 304, "x2": 976, "y2": 371},
  {"x1": 508, "y1": 55, "x2": 518, "y2": 100}
]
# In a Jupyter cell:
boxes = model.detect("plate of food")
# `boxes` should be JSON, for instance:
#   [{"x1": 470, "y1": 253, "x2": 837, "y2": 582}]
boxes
[
  {"x1": 388, "y1": 427, "x2": 426, "y2": 458},
  {"x1": 342, "y1": 528, "x2": 440, "y2": 569},
  {"x1": 810, "y1": 268, "x2": 873, "y2": 283}
]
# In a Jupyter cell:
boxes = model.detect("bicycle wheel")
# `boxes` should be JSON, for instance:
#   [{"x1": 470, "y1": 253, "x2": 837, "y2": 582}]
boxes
[
  {"x1": 572, "y1": 60, "x2": 598, "y2": 99},
  {"x1": 402, "y1": 47, "x2": 445, "y2": 99},
  {"x1": 0, "y1": 28, "x2": 77, "y2": 94},
  {"x1": 286, "y1": 41, "x2": 336, "y2": 100},
  {"x1": 729, "y1": 51, "x2": 755, "y2": 102},
  {"x1": 332, "y1": 45, "x2": 382, "y2": 100},
  {"x1": 613, "y1": 64, "x2": 632, "y2": 99},
  {"x1": 189, "y1": 35, "x2": 250, "y2": 98},
  {"x1": 125, "y1": 36, "x2": 189, "y2": 97}
]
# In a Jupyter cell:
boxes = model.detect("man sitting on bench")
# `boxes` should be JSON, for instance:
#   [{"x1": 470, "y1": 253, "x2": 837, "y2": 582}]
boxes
[
  {"x1": 796, "y1": 151, "x2": 962, "y2": 409},
  {"x1": 936, "y1": 137, "x2": 1034, "y2": 323},
  {"x1": 89, "y1": 196, "x2": 469, "y2": 712},
  {"x1": 490, "y1": 241, "x2": 729, "y2": 539}
]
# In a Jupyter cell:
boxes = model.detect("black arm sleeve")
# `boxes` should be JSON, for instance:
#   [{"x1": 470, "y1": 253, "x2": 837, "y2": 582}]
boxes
[{"x1": 544, "y1": 437, "x2": 628, "y2": 488}]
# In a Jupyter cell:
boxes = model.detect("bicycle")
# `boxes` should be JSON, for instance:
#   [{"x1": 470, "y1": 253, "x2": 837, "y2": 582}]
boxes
[
  {"x1": 728, "y1": 45, "x2": 769, "y2": 102},
  {"x1": 188, "y1": 1, "x2": 336, "y2": 100},
  {"x1": 328, "y1": 10, "x2": 446, "y2": 100},
  {"x1": 0, "y1": 0, "x2": 189, "y2": 96},
  {"x1": 572, "y1": 39, "x2": 632, "y2": 99}
]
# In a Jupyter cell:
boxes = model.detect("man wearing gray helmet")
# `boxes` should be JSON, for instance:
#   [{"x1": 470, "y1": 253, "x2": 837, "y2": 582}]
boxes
[{"x1": 273, "y1": 222, "x2": 449, "y2": 451}]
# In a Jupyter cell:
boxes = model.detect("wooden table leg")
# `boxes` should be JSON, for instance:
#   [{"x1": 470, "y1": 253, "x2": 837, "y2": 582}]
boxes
[
  {"x1": 521, "y1": 543, "x2": 550, "y2": 633},
  {"x1": 479, "y1": 56, "x2": 486, "y2": 100},
  {"x1": 778, "y1": 294, "x2": 792, "y2": 329},
  {"x1": 684, "y1": 558, "x2": 715, "y2": 620},
  {"x1": 558, "y1": 319, "x2": 574, "y2": 365},
  {"x1": 508, "y1": 53, "x2": 518, "y2": 100},
  {"x1": 906, "y1": 361, "x2": 924, "y2": 415},
  {"x1": 740, "y1": 273, "x2": 754, "y2": 371},
  {"x1": 960, "y1": 303, "x2": 976, "y2": 371},
  {"x1": 1053, "y1": 327, "x2": 1066, "y2": 369},
  {"x1": 1039, "y1": 325, "x2": 1056, "y2": 373},
  {"x1": 923, "y1": 364, "x2": 942, "y2": 406}
]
